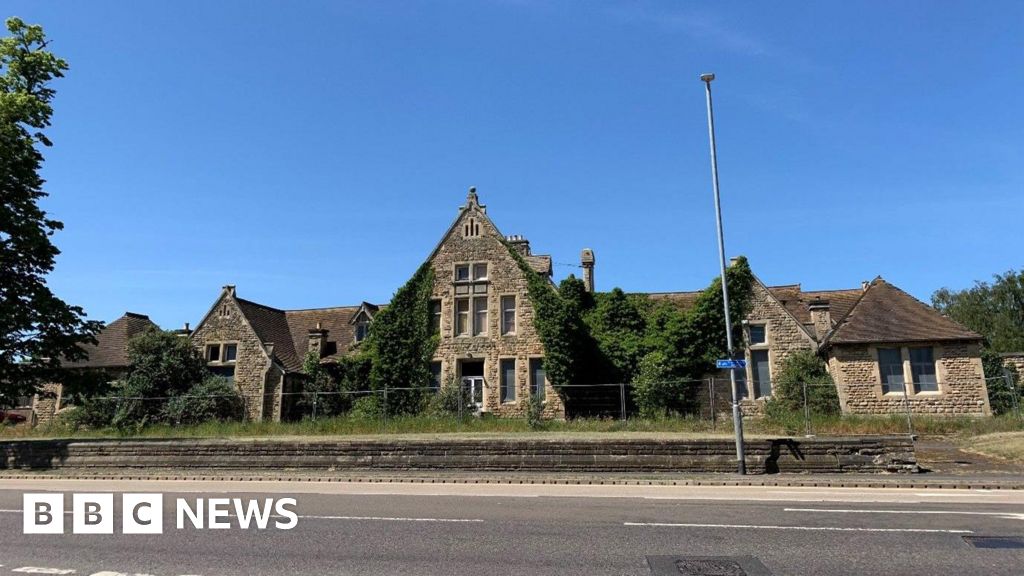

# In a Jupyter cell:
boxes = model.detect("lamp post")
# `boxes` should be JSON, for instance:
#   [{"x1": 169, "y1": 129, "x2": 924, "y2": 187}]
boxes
[{"x1": 700, "y1": 72, "x2": 747, "y2": 475}]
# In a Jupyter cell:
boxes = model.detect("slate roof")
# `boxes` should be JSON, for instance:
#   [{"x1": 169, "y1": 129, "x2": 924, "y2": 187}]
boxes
[
  {"x1": 524, "y1": 255, "x2": 553, "y2": 276},
  {"x1": 64, "y1": 312, "x2": 158, "y2": 369},
  {"x1": 824, "y1": 278, "x2": 981, "y2": 345},
  {"x1": 234, "y1": 298, "x2": 375, "y2": 372},
  {"x1": 640, "y1": 277, "x2": 979, "y2": 347}
]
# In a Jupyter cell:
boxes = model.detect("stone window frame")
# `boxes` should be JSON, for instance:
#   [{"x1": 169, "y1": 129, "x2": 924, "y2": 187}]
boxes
[
  {"x1": 452, "y1": 261, "x2": 491, "y2": 339},
  {"x1": 870, "y1": 344, "x2": 944, "y2": 398},
  {"x1": 499, "y1": 294, "x2": 517, "y2": 336},
  {"x1": 499, "y1": 357, "x2": 517, "y2": 404},
  {"x1": 205, "y1": 341, "x2": 239, "y2": 366},
  {"x1": 742, "y1": 321, "x2": 772, "y2": 400},
  {"x1": 528, "y1": 356, "x2": 547, "y2": 404}
]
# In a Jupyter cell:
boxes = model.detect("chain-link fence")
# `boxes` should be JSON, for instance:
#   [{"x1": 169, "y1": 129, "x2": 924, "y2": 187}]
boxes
[{"x1": 39, "y1": 375, "x2": 1016, "y2": 437}]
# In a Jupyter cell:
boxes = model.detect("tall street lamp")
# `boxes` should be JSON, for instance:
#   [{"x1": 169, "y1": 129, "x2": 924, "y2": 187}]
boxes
[{"x1": 700, "y1": 72, "x2": 747, "y2": 475}]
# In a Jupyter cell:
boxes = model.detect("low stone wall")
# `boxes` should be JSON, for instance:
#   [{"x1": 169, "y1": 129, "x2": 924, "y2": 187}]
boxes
[{"x1": 0, "y1": 436, "x2": 918, "y2": 474}]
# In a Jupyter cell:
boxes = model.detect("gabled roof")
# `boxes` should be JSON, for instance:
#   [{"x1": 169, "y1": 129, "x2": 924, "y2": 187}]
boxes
[
  {"x1": 766, "y1": 285, "x2": 862, "y2": 325},
  {"x1": 524, "y1": 255, "x2": 553, "y2": 276},
  {"x1": 64, "y1": 312, "x2": 158, "y2": 369},
  {"x1": 823, "y1": 277, "x2": 981, "y2": 345},
  {"x1": 234, "y1": 298, "x2": 302, "y2": 371}
]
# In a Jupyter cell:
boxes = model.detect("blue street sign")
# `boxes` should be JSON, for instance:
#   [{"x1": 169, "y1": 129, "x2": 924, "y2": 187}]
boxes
[{"x1": 716, "y1": 359, "x2": 747, "y2": 369}]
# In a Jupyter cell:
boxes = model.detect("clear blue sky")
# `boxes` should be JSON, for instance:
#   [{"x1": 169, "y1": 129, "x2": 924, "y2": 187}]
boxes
[{"x1": 9, "y1": 1, "x2": 1023, "y2": 329}]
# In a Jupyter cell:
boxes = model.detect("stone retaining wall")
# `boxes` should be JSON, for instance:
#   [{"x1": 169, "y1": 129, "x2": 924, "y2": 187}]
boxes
[{"x1": 0, "y1": 436, "x2": 917, "y2": 474}]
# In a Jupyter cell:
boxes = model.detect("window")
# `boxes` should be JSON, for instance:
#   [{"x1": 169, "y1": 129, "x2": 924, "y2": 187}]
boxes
[
  {"x1": 530, "y1": 358, "x2": 545, "y2": 400},
  {"x1": 500, "y1": 359, "x2": 516, "y2": 403},
  {"x1": 355, "y1": 321, "x2": 369, "y2": 342},
  {"x1": 751, "y1": 350, "x2": 771, "y2": 398},
  {"x1": 430, "y1": 362, "x2": 442, "y2": 390},
  {"x1": 473, "y1": 263, "x2": 488, "y2": 281},
  {"x1": 219, "y1": 304, "x2": 229, "y2": 317},
  {"x1": 501, "y1": 295, "x2": 516, "y2": 335},
  {"x1": 748, "y1": 325, "x2": 766, "y2": 346},
  {"x1": 878, "y1": 348, "x2": 904, "y2": 394},
  {"x1": 472, "y1": 297, "x2": 488, "y2": 336},
  {"x1": 455, "y1": 299, "x2": 470, "y2": 336},
  {"x1": 910, "y1": 347, "x2": 937, "y2": 393},
  {"x1": 209, "y1": 365, "x2": 235, "y2": 384},
  {"x1": 223, "y1": 344, "x2": 237, "y2": 363},
  {"x1": 464, "y1": 217, "x2": 481, "y2": 238},
  {"x1": 429, "y1": 300, "x2": 442, "y2": 335},
  {"x1": 206, "y1": 344, "x2": 221, "y2": 362},
  {"x1": 455, "y1": 265, "x2": 470, "y2": 282}
]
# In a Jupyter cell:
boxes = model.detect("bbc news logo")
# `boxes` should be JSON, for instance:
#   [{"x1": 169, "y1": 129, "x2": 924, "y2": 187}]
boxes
[{"x1": 23, "y1": 493, "x2": 298, "y2": 534}]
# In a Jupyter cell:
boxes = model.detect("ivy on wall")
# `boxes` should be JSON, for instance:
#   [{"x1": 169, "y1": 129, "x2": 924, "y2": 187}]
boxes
[
  {"x1": 363, "y1": 262, "x2": 438, "y2": 415},
  {"x1": 507, "y1": 241, "x2": 756, "y2": 416}
]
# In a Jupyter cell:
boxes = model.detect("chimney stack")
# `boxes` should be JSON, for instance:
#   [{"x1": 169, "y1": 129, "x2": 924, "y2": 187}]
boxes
[
  {"x1": 506, "y1": 235, "x2": 531, "y2": 256},
  {"x1": 308, "y1": 324, "x2": 328, "y2": 358},
  {"x1": 861, "y1": 280, "x2": 869, "y2": 292},
  {"x1": 808, "y1": 299, "x2": 832, "y2": 341},
  {"x1": 580, "y1": 248, "x2": 595, "y2": 293},
  {"x1": 223, "y1": 285, "x2": 236, "y2": 297}
]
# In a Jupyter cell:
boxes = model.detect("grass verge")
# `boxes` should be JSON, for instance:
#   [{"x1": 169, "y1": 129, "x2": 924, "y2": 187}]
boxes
[
  {"x1": 958, "y1": 431, "x2": 1024, "y2": 464},
  {"x1": 3, "y1": 413, "x2": 1022, "y2": 441}
]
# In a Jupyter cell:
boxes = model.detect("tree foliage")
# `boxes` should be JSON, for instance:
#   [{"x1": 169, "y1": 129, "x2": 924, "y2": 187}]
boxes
[
  {"x1": 365, "y1": 263, "x2": 437, "y2": 415},
  {"x1": 932, "y1": 269, "x2": 1024, "y2": 354},
  {"x1": 763, "y1": 349, "x2": 841, "y2": 417},
  {"x1": 1, "y1": 17, "x2": 101, "y2": 402}
]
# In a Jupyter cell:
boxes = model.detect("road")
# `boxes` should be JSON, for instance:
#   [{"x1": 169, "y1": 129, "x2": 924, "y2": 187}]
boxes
[{"x1": 0, "y1": 478, "x2": 1022, "y2": 575}]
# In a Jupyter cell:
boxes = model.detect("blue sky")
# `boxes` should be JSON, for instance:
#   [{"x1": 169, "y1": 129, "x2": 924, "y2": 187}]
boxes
[{"x1": 8, "y1": 1, "x2": 1023, "y2": 329}]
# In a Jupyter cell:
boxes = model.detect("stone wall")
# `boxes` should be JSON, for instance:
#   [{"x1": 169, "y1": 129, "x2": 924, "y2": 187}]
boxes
[
  {"x1": 30, "y1": 382, "x2": 62, "y2": 425},
  {"x1": 0, "y1": 435, "x2": 918, "y2": 474},
  {"x1": 735, "y1": 282, "x2": 818, "y2": 415},
  {"x1": 1002, "y1": 353, "x2": 1024, "y2": 380},
  {"x1": 428, "y1": 198, "x2": 563, "y2": 418},
  {"x1": 190, "y1": 291, "x2": 280, "y2": 421},
  {"x1": 829, "y1": 341, "x2": 990, "y2": 415}
]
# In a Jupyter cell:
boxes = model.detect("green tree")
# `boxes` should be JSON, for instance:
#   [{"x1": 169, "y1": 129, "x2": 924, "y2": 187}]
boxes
[
  {"x1": 763, "y1": 349, "x2": 840, "y2": 417},
  {"x1": 932, "y1": 269, "x2": 1024, "y2": 354},
  {"x1": 1, "y1": 18, "x2": 101, "y2": 403}
]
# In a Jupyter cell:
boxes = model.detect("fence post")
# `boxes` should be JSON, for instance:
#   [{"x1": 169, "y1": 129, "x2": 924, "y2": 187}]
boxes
[
  {"x1": 709, "y1": 378, "x2": 716, "y2": 431},
  {"x1": 1005, "y1": 371, "x2": 1022, "y2": 420},
  {"x1": 901, "y1": 384, "x2": 915, "y2": 437},
  {"x1": 383, "y1": 384, "x2": 388, "y2": 433},
  {"x1": 311, "y1": 391, "x2": 318, "y2": 421},
  {"x1": 619, "y1": 382, "x2": 626, "y2": 421},
  {"x1": 802, "y1": 381, "x2": 810, "y2": 437}
]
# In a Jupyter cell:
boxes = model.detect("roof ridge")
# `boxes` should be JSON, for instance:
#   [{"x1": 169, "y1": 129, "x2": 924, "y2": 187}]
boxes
[
  {"x1": 284, "y1": 305, "x2": 366, "y2": 313},
  {"x1": 235, "y1": 297, "x2": 286, "y2": 313}
]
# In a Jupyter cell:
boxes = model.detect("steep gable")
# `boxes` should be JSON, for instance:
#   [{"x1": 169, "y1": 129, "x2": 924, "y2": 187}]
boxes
[{"x1": 64, "y1": 312, "x2": 158, "y2": 369}]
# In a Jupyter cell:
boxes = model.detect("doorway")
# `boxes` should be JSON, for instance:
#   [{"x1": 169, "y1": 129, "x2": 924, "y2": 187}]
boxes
[{"x1": 459, "y1": 360, "x2": 485, "y2": 412}]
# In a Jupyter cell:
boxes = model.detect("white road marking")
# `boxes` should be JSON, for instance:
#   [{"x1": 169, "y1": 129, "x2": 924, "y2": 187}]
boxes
[
  {"x1": 296, "y1": 515, "x2": 484, "y2": 523},
  {"x1": 784, "y1": 507, "x2": 1024, "y2": 520},
  {"x1": 623, "y1": 522, "x2": 973, "y2": 534},
  {"x1": 88, "y1": 572, "x2": 157, "y2": 576},
  {"x1": 12, "y1": 568, "x2": 76, "y2": 575},
  {"x1": 914, "y1": 492, "x2": 999, "y2": 497}
]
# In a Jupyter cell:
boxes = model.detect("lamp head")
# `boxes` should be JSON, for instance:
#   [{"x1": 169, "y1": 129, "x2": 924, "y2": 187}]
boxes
[{"x1": 700, "y1": 73, "x2": 715, "y2": 83}]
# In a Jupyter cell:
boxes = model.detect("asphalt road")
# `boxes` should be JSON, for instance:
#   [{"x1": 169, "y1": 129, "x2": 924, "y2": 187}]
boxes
[{"x1": 0, "y1": 479, "x2": 1022, "y2": 576}]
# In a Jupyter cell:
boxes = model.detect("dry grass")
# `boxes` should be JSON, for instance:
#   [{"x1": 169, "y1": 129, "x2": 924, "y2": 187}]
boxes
[
  {"x1": 3, "y1": 413, "x2": 1022, "y2": 441},
  {"x1": 958, "y1": 431, "x2": 1024, "y2": 464}
]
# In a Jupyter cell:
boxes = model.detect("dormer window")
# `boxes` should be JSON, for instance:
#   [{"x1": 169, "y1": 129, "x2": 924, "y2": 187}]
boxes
[{"x1": 355, "y1": 320, "x2": 369, "y2": 343}]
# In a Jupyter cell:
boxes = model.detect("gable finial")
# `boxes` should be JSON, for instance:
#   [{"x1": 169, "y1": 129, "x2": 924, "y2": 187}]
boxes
[{"x1": 462, "y1": 186, "x2": 485, "y2": 213}]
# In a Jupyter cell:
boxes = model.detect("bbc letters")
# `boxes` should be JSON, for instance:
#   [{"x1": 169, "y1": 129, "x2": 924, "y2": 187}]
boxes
[{"x1": 24, "y1": 493, "x2": 298, "y2": 534}]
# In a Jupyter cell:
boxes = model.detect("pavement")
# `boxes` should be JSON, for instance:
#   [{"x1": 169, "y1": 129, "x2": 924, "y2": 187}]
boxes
[{"x1": 1, "y1": 477, "x2": 1022, "y2": 575}]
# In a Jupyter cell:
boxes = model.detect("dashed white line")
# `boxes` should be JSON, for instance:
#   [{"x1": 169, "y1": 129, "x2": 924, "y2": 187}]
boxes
[
  {"x1": 623, "y1": 522, "x2": 973, "y2": 534},
  {"x1": 11, "y1": 568, "x2": 76, "y2": 575},
  {"x1": 784, "y1": 507, "x2": 1024, "y2": 520}
]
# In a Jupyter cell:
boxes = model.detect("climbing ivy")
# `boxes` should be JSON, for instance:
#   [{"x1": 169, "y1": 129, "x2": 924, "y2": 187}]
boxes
[
  {"x1": 364, "y1": 262, "x2": 438, "y2": 415},
  {"x1": 506, "y1": 241, "x2": 756, "y2": 417}
]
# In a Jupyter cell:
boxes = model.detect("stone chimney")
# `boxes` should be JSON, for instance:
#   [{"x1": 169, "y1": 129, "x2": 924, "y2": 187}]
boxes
[
  {"x1": 308, "y1": 322, "x2": 328, "y2": 358},
  {"x1": 808, "y1": 299, "x2": 831, "y2": 341},
  {"x1": 223, "y1": 285, "x2": 236, "y2": 297},
  {"x1": 861, "y1": 280, "x2": 869, "y2": 292},
  {"x1": 174, "y1": 322, "x2": 192, "y2": 338},
  {"x1": 580, "y1": 248, "x2": 595, "y2": 293},
  {"x1": 507, "y1": 234, "x2": 531, "y2": 256}
]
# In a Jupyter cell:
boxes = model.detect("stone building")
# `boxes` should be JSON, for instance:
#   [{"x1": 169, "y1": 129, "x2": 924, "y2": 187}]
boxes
[
  {"x1": 30, "y1": 312, "x2": 158, "y2": 424},
  {"x1": 649, "y1": 273, "x2": 990, "y2": 416},
  {"x1": 423, "y1": 187, "x2": 563, "y2": 417},
  {"x1": 188, "y1": 286, "x2": 373, "y2": 420}
]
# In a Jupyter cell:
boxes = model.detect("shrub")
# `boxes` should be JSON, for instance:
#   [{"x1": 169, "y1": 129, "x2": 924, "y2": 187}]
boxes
[
  {"x1": 427, "y1": 381, "x2": 473, "y2": 417},
  {"x1": 764, "y1": 350, "x2": 841, "y2": 417},
  {"x1": 631, "y1": 351, "x2": 694, "y2": 418},
  {"x1": 526, "y1": 394, "x2": 545, "y2": 430},
  {"x1": 348, "y1": 394, "x2": 382, "y2": 419},
  {"x1": 163, "y1": 377, "x2": 244, "y2": 426}
]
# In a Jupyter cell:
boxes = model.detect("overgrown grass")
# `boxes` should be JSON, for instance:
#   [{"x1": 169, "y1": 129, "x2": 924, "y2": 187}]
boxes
[
  {"x1": 959, "y1": 432, "x2": 1024, "y2": 464},
  {"x1": 4, "y1": 412, "x2": 1023, "y2": 440}
]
